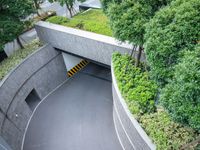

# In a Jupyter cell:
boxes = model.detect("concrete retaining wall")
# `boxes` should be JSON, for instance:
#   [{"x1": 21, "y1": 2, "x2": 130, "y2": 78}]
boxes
[
  {"x1": 0, "y1": 44, "x2": 67, "y2": 150},
  {"x1": 111, "y1": 63, "x2": 156, "y2": 150},
  {"x1": 35, "y1": 21, "x2": 140, "y2": 66}
]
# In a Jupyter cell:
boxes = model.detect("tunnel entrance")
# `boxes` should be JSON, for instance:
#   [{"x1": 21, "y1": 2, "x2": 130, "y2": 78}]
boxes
[{"x1": 25, "y1": 89, "x2": 41, "y2": 111}]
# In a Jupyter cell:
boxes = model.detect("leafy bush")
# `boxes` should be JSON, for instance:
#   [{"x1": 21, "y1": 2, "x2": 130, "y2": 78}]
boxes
[
  {"x1": 46, "y1": 9, "x2": 112, "y2": 36},
  {"x1": 112, "y1": 52, "x2": 157, "y2": 115},
  {"x1": 160, "y1": 45, "x2": 200, "y2": 130},
  {"x1": 0, "y1": 40, "x2": 41, "y2": 80},
  {"x1": 144, "y1": 0, "x2": 200, "y2": 86},
  {"x1": 140, "y1": 110, "x2": 198, "y2": 150},
  {"x1": 112, "y1": 52, "x2": 199, "y2": 150}
]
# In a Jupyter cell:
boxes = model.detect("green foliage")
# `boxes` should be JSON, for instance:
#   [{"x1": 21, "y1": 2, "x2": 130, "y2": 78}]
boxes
[
  {"x1": 0, "y1": 0, "x2": 34, "y2": 51},
  {"x1": 107, "y1": 0, "x2": 171, "y2": 46},
  {"x1": 46, "y1": 9, "x2": 112, "y2": 36},
  {"x1": 140, "y1": 110, "x2": 198, "y2": 150},
  {"x1": 160, "y1": 45, "x2": 200, "y2": 130},
  {"x1": 112, "y1": 52, "x2": 157, "y2": 115},
  {"x1": 144, "y1": 0, "x2": 200, "y2": 86},
  {"x1": 0, "y1": 40, "x2": 41, "y2": 80},
  {"x1": 46, "y1": 16, "x2": 69, "y2": 25},
  {"x1": 100, "y1": 0, "x2": 121, "y2": 13}
]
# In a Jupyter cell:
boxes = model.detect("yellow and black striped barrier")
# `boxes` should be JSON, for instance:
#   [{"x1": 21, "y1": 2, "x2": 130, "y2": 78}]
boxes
[{"x1": 67, "y1": 60, "x2": 89, "y2": 77}]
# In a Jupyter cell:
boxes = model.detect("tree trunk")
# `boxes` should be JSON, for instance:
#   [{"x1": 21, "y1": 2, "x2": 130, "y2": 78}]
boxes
[
  {"x1": 34, "y1": 0, "x2": 41, "y2": 16},
  {"x1": 66, "y1": 3, "x2": 73, "y2": 18},
  {"x1": 69, "y1": 8, "x2": 73, "y2": 18},
  {"x1": 16, "y1": 37, "x2": 24, "y2": 49},
  {"x1": 135, "y1": 46, "x2": 143, "y2": 67},
  {"x1": 34, "y1": 0, "x2": 40, "y2": 9},
  {"x1": 125, "y1": 45, "x2": 136, "y2": 73}
]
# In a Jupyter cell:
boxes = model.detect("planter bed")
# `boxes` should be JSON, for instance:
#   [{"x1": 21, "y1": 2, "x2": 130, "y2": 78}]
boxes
[{"x1": 111, "y1": 52, "x2": 199, "y2": 150}]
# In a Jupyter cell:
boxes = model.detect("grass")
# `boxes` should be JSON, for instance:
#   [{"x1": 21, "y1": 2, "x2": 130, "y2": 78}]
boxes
[
  {"x1": 46, "y1": 9, "x2": 113, "y2": 36},
  {"x1": 0, "y1": 40, "x2": 42, "y2": 81}
]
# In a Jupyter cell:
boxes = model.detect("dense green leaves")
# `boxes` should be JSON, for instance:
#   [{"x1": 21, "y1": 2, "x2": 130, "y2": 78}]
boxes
[
  {"x1": 112, "y1": 52, "x2": 157, "y2": 115},
  {"x1": 100, "y1": 0, "x2": 121, "y2": 13},
  {"x1": 107, "y1": 1, "x2": 148, "y2": 46},
  {"x1": 0, "y1": 0, "x2": 34, "y2": 51},
  {"x1": 140, "y1": 110, "x2": 197, "y2": 150},
  {"x1": 144, "y1": 0, "x2": 200, "y2": 86},
  {"x1": 160, "y1": 45, "x2": 200, "y2": 130},
  {"x1": 106, "y1": 0, "x2": 171, "y2": 66},
  {"x1": 107, "y1": 0, "x2": 171, "y2": 46}
]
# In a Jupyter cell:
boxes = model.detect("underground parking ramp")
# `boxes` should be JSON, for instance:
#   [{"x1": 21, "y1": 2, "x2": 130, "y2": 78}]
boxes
[{"x1": 22, "y1": 63, "x2": 123, "y2": 150}]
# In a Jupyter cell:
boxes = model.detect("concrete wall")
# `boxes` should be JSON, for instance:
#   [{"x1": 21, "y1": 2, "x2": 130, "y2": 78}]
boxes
[
  {"x1": 0, "y1": 44, "x2": 67, "y2": 150},
  {"x1": 111, "y1": 63, "x2": 156, "y2": 150},
  {"x1": 35, "y1": 21, "x2": 142, "y2": 66},
  {"x1": 62, "y1": 53, "x2": 83, "y2": 70}
]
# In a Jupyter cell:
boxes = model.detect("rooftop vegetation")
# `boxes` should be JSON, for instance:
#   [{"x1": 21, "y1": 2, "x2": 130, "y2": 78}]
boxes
[
  {"x1": 46, "y1": 9, "x2": 112, "y2": 36},
  {"x1": 0, "y1": 40, "x2": 41, "y2": 81}
]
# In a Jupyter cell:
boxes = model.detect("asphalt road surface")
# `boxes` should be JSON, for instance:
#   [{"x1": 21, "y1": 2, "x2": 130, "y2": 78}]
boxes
[{"x1": 23, "y1": 63, "x2": 122, "y2": 150}]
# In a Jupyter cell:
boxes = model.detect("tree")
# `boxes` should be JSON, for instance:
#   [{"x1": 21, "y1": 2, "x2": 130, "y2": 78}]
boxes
[
  {"x1": 107, "y1": 0, "x2": 171, "y2": 67},
  {"x1": 0, "y1": 0, "x2": 34, "y2": 51},
  {"x1": 48, "y1": 0, "x2": 85, "y2": 18},
  {"x1": 100, "y1": 0, "x2": 121, "y2": 13},
  {"x1": 160, "y1": 45, "x2": 200, "y2": 130},
  {"x1": 144, "y1": 0, "x2": 200, "y2": 86}
]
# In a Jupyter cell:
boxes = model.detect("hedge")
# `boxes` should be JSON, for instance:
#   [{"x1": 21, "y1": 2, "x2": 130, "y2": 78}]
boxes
[
  {"x1": 144, "y1": 0, "x2": 200, "y2": 86},
  {"x1": 112, "y1": 52, "x2": 157, "y2": 116},
  {"x1": 160, "y1": 45, "x2": 200, "y2": 131}
]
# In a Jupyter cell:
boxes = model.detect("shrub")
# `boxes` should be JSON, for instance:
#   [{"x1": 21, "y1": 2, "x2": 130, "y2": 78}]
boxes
[
  {"x1": 144, "y1": 0, "x2": 200, "y2": 86},
  {"x1": 46, "y1": 9, "x2": 112, "y2": 36},
  {"x1": 112, "y1": 52, "x2": 157, "y2": 115},
  {"x1": 140, "y1": 110, "x2": 198, "y2": 150},
  {"x1": 107, "y1": 0, "x2": 171, "y2": 66},
  {"x1": 160, "y1": 45, "x2": 200, "y2": 130}
]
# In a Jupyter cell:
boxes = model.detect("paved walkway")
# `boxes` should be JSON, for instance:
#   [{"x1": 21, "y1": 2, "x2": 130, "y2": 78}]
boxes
[{"x1": 23, "y1": 63, "x2": 122, "y2": 150}]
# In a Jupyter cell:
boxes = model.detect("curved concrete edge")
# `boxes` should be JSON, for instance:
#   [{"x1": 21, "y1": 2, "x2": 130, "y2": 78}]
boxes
[
  {"x1": 111, "y1": 62, "x2": 156, "y2": 150},
  {"x1": 0, "y1": 44, "x2": 67, "y2": 150}
]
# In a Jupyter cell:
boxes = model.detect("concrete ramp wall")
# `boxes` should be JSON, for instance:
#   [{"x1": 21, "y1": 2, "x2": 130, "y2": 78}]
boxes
[
  {"x1": 0, "y1": 44, "x2": 67, "y2": 150},
  {"x1": 35, "y1": 21, "x2": 134, "y2": 66}
]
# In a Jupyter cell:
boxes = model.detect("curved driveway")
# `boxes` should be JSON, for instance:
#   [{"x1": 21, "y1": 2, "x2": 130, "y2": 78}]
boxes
[{"x1": 23, "y1": 63, "x2": 122, "y2": 150}]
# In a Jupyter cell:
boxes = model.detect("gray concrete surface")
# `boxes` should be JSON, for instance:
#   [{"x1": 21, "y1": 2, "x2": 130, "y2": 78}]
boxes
[
  {"x1": 111, "y1": 63, "x2": 156, "y2": 150},
  {"x1": 62, "y1": 52, "x2": 83, "y2": 70},
  {"x1": 35, "y1": 21, "x2": 137, "y2": 66},
  {"x1": 0, "y1": 136, "x2": 12, "y2": 150},
  {"x1": 79, "y1": 0, "x2": 101, "y2": 10},
  {"x1": 0, "y1": 44, "x2": 67, "y2": 150},
  {"x1": 23, "y1": 63, "x2": 122, "y2": 150}
]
